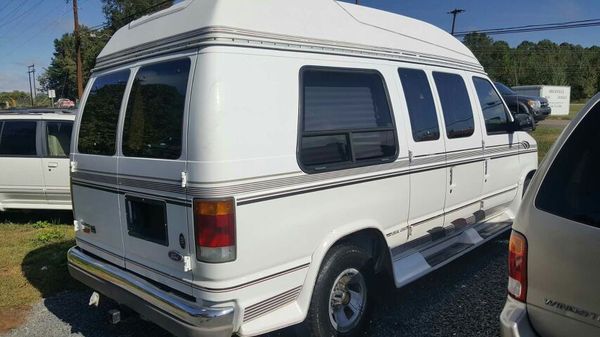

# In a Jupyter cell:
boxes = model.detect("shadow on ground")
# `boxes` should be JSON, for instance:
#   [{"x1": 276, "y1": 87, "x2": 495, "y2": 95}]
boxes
[{"x1": 0, "y1": 209, "x2": 73, "y2": 224}]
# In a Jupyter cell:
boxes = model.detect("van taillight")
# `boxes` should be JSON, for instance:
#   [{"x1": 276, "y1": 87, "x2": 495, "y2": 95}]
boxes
[
  {"x1": 193, "y1": 199, "x2": 236, "y2": 263},
  {"x1": 508, "y1": 230, "x2": 527, "y2": 302}
]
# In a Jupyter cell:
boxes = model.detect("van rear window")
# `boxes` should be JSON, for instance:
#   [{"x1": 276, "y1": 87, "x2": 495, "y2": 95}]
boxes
[
  {"x1": 78, "y1": 70, "x2": 130, "y2": 156},
  {"x1": 299, "y1": 68, "x2": 397, "y2": 172},
  {"x1": 122, "y1": 59, "x2": 191, "y2": 159}
]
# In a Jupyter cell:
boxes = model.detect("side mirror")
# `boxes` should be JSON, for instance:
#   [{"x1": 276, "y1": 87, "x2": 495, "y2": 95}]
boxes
[{"x1": 509, "y1": 113, "x2": 534, "y2": 132}]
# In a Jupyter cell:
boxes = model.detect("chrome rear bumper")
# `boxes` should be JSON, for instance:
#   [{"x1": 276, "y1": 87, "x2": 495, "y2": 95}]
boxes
[{"x1": 67, "y1": 246, "x2": 234, "y2": 337}]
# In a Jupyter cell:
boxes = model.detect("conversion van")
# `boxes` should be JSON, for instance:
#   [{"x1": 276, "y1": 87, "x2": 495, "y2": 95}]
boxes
[
  {"x1": 0, "y1": 110, "x2": 75, "y2": 210},
  {"x1": 67, "y1": 1, "x2": 537, "y2": 336}
]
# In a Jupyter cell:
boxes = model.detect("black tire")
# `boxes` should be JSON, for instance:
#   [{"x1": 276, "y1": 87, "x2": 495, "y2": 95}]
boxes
[{"x1": 302, "y1": 244, "x2": 373, "y2": 337}]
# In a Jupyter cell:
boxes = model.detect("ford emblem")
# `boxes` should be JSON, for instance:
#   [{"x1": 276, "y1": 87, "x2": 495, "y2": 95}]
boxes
[{"x1": 168, "y1": 251, "x2": 183, "y2": 262}]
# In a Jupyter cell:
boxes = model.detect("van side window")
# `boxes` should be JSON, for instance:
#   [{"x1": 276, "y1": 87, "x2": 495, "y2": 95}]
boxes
[
  {"x1": 472, "y1": 77, "x2": 510, "y2": 134},
  {"x1": 122, "y1": 59, "x2": 191, "y2": 159},
  {"x1": 433, "y1": 72, "x2": 475, "y2": 139},
  {"x1": 46, "y1": 122, "x2": 73, "y2": 157},
  {"x1": 398, "y1": 68, "x2": 440, "y2": 142},
  {"x1": 78, "y1": 70, "x2": 130, "y2": 156},
  {"x1": 299, "y1": 68, "x2": 397, "y2": 172},
  {"x1": 536, "y1": 103, "x2": 600, "y2": 229},
  {"x1": 0, "y1": 121, "x2": 37, "y2": 156}
]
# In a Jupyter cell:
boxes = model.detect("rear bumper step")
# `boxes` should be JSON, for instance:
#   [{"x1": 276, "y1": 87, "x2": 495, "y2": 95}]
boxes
[{"x1": 67, "y1": 247, "x2": 235, "y2": 337}]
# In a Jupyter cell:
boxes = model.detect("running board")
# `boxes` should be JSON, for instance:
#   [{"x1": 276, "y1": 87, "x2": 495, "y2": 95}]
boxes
[{"x1": 391, "y1": 213, "x2": 512, "y2": 288}]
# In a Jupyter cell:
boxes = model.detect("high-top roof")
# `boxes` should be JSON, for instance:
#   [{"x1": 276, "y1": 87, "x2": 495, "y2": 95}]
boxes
[{"x1": 97, "y1": 0, "x2": 482, "y2": 71}]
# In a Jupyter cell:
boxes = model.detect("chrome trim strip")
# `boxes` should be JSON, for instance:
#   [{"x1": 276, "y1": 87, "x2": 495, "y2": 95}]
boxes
[{"x1": 67, "y1": 247, "x2": 234, "y2": 326}]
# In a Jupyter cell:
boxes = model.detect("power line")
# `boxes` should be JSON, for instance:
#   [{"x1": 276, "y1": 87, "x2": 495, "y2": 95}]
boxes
[
  {"x1": 91, "y1": 0, "x2": 172, "y2": 32},
  {"x1": 455, "y1": 17, "x2": 600, "y2": 37}
]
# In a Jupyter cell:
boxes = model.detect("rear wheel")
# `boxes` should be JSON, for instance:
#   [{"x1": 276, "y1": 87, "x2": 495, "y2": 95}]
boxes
[{"x1": 303, "y1": 244, "x2": 373, "y2": 337}]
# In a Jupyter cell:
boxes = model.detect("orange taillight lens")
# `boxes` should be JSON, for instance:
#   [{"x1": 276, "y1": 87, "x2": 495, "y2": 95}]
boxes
[
  {"x1": 193, "y1": 199, "x2": 236, "y2": 263},
  {"x1": 508, "y1": 230, "x2": 528, "y2": 302}
]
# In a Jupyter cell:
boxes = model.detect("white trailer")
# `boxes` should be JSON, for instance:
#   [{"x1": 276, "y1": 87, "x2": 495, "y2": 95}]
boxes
[{"x1": 512, "y1": 85, "x2": 571, "y2": 116}]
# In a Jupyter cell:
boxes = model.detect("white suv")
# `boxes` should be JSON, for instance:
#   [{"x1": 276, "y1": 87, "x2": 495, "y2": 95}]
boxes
[{"x1": 0, "y1": 109, "x2": 75, "y2": 211}]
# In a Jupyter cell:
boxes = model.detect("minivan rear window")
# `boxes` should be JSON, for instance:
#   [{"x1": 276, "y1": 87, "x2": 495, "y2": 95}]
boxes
[
  {"x1": 78, "y1": 70, "x2": 130, "y2": 156},
  {"x1": 536, "y1": 103, "x2": 600, "y2": 228},
  {"x1": 122, "y1": 59, "x2": 191, "y2": 159},
  {"x1": 433, "y1": 72, "x2": 475, "y2": 139},
  {"x1": 299, "y1": 68, "x2": 397, "y2": 172},
  {"x1": 0, "y1": 121, "x2": 37, "y2": 156}
]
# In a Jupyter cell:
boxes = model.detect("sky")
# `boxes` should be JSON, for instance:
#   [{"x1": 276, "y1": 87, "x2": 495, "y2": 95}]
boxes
[{"x1": 0, "y1": 0, "x2": 599, "y2": 93}]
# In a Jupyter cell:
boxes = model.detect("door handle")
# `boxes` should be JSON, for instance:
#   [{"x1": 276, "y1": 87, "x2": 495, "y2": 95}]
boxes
[
  {"x1": 449, "y1": 167, "x2": 455, "y2": 187},
  {"x1": 48, "y1": 162, "x2": 59, "y2": 168}
]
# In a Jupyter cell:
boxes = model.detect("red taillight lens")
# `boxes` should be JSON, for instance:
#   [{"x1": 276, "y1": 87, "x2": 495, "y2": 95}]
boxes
[
  {"x1": 508, "y1": 230, "x2": 528, "y2": 302},
  {"x1": 194, "y1": 199, "x2": 236, "y2": 263}
]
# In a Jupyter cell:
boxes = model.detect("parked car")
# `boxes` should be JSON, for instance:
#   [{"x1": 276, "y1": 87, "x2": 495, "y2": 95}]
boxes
[
  {"x1": 500, "y1": 94, "x2": 600, "y2": 337},
  {"x1": 66, "y1": 1, "x2": 537, "y2": 337},
  {"x1": 495, "y1": 82, "x2": 551, "y2": 124},
  {"x1": 0, "y1": 109, "x2": 75, "y2": 210},
  {"x1": 56, "y1": 98, "x2": 76, "y2": 109}
]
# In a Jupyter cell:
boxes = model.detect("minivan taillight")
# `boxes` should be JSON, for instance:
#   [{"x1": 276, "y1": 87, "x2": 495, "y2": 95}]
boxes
[
  {"x1": 193, "y1": 199, "x2": 236, "y2": 263},
  {"x1": 508, "y1": 230, "x2": 527, "y2": 302}
]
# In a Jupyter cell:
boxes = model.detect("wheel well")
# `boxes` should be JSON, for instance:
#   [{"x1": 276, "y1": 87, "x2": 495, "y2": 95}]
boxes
[
  {"x1": 334, "y1": 228, "x2": 390, "y2": 275},
  {"x1": 525, "y1": 170, "x2": 536, "y2": 181}
]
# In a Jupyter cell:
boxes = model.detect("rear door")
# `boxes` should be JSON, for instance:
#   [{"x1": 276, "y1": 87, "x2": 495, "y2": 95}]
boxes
[
  {"x1": 0, "y1": 120, "x2": 45, "y2": 208},
  {"x1": 397, "y1": 67, "x2": 447, "y2": 239},
  {"x1": 471, "y1": 77, "x2": 519, "y2": 214},
  {"x1": 41, "y1": 119, "x2": 74, "y2": 207},
  {"x1": 526, "y1": 100, "x2": 600, "y2": 336},
  {"x1": 71, "y1": 70, "x2": 130, "y2": 267},
  {"x1": 432, "y1": 71, "x2": 484, "y2": 229},
  {"x1": 117, "y1": 55, "x2": 195, "y2": 295}
]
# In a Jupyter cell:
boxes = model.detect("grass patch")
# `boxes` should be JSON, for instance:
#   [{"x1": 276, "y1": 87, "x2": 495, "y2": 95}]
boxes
[
  {"x1": 531, "y1": 126, "x2": 563, "y2": 162},
  {"x1": 547, "y1": 103, "x2": 584, "y2": 121},
  {"x1": 0, "y1": 213, "x2": 82, "y2": 332}
]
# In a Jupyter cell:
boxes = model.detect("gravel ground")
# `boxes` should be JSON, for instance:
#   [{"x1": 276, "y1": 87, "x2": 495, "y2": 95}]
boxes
[{"x1": 4, "y1": 232, "x2": 509, "y2": 337}]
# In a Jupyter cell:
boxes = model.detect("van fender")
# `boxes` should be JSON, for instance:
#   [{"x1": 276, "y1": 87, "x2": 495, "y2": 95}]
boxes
[{"x1": 294, "y1": 219, "x2": 387, "y2": 319}]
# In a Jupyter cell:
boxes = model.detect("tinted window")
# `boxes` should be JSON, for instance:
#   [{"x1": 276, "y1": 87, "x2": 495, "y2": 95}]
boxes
[
  {"x1": 494, "y1": 82, "x2": 515, "y2": 96},
  {"x1": 433, "y1": 72, "x2": 475, "y2": 139},
  {"x1": 0, "y1": 121, "x2": 37, "y2": 156},
  {"x1": 78, "y1": 70, "x2": 130, "y2": 155},
  {"x1": 46, "y1": 122, "x2": 73, "y2": 157},
  {"x1": 473, "y1": 78, "x2": 510, "y2": 134},
  {"x1": 122, "y1": 59, "x2": 190, "y2": 159},
  {"x1": 536, "y1": 104, "x2": 600, "y2": 228},
  {"x1": 398, "y1": 68, "x2": 440, "y2": 142},
  {"x1": 300, "y1": 69, "x2": 397, "y2": 171}
]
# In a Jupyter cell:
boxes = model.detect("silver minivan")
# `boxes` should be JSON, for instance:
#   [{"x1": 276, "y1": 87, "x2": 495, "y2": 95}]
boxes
[{"x1": 500, "y1": 94, "x2": 600, "y2": 337}]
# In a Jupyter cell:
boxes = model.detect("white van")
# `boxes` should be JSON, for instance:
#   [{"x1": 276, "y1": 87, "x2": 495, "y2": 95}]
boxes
[
  {"x1": 0, "y1": 110, "x2": 75, "y2": 211},
  {"x1": 67, "y1": 1, "x2": 537, "y2": 336}
]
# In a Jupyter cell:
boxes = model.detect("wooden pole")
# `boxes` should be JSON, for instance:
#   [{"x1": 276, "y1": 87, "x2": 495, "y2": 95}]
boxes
[{"x1": 73, "y1": 0, "x2": 83, "y2": 100}]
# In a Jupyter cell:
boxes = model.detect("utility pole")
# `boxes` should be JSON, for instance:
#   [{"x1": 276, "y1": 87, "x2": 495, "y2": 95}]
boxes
[
  {"x1": 448, "y1": 8, "x2": 465, "y2": 35},
  {"x1": 27, "y1": 65, "x2": 35, "y2": 107},
  {"x1": 72, "y1": 0, "x2": 83, "y2": 100}
]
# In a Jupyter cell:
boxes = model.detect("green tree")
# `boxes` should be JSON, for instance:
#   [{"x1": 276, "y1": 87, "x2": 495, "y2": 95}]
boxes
[
  {"x1": 102, "y1": 0, "x2": 173, "y2": 32},
  {"x1": 39, "y1": 0, "x2": 173, "y2": 101}
]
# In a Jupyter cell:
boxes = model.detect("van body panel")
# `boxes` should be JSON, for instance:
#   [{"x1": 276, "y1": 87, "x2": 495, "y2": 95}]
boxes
[
  {"x1": 116, "y1": 53, "x2": 197, "y2": 295},
  {"x1": 430, "y1": 71, "x2": 485, "y2": 227},
  {"x1": 71, "y1": 14, "x2": 535, "y2": 333}
]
